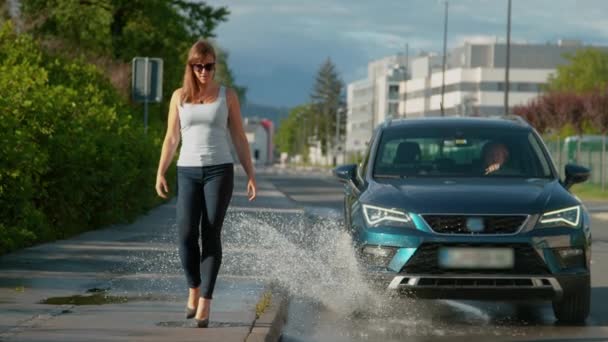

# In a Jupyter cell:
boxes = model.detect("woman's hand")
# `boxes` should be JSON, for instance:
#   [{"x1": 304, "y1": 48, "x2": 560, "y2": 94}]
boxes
[
  {"x1": 247, "y1": 178, "x2": 257, "y2": 201},
  {"x1": 155, "y1": 174, "x2": 169, "y2": 199}
]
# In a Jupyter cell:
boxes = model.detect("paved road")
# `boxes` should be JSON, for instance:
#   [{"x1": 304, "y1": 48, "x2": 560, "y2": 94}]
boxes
[{"x1": 259, "y1": 171, "x2": 608, "y2": 342}]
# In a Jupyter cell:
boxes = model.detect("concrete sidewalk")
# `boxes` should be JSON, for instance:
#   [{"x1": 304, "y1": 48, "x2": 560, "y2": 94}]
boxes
[{"x1": 0, "y1": 171, "x2": 298, "y2": 342}]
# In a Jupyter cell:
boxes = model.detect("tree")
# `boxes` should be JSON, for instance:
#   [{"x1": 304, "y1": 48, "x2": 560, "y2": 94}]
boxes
[
  {"x1": 513, "y1": 98, "x2": 548, "y2": 134},
  {"x1": 584, "y1": 87, "x2": 608, "y2": 190},
  {"x1": 275, "y1": 104, "x2": 314, "y2": 160},
  {"x1": 310, "y1": 58, "x2": 343, "y2": 163},
  {"x1": 19, "y1": 0, "x2": 243, "y2": 114},
  {"x1": 548, "y1": 48, "x2": 608, "y2": 93},
  {"x1": 214, "y1": 47, "x2": 247, "y2": 104},
  {"x1": 553, "y1": 92, "x2": 586, "y2": 163}
]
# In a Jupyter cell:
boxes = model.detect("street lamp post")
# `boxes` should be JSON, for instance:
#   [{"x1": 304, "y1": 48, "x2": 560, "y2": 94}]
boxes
[
  {"x1": 440, "y1": 1, "x2": 448, "y2": 116},
  {"x1": 504, "y1": 0, "x2": 512, "y2": 116}
]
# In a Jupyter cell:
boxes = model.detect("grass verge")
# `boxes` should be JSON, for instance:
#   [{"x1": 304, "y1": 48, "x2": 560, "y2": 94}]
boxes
[
  {"x1": 255, "y1": 290, "x2": 272, "y2": 319},
  {"x1": 571, "y1": 183, "x2": 608, "y2": 201}
]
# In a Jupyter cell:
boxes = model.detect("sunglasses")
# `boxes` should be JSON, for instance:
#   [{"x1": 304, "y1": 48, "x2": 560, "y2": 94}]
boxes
[{"x1": 191, "y1": 63, "x2": 215, "y2": 73}]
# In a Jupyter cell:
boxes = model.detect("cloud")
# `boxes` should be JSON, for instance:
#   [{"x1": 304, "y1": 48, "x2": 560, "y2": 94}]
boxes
[{"x1": 202, "y1": 0, "x2": 608, "y2": 107}]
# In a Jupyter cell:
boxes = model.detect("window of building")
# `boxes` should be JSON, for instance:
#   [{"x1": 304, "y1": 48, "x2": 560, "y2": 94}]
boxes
[
  {"x1": 388, "y1": 102, "x2": 399, "y2": 116},
  {"x1": 388, "y1": 85, "x2": 400, "y2": 100}
]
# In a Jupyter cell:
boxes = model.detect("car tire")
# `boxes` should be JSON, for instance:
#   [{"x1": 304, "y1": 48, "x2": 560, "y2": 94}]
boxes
[{"x1": 552, "y1": 277, "x2": 590, "y2": 324}]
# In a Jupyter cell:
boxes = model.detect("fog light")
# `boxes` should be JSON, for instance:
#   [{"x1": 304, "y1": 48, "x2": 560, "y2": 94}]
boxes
[
  {"x1": 555, "y1": 248, "x2": 586, "y2": 269},
  {"x1": 362, "y1": 246, "x2": 394, "y2": 257},
  {"x1": 360, "y1": 245, "x2": 396, "y2": 267},
  {"x1": 558, "y1": 248, "x2": 583, "y2": 258}
]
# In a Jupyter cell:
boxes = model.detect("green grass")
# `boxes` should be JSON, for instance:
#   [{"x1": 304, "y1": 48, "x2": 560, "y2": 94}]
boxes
[
  {"x1": 255, "y1": 291, "x2": 272, "y2": 319},
  {"x1": 571, "y1": 182, "x2": 608, "y2": 201}
]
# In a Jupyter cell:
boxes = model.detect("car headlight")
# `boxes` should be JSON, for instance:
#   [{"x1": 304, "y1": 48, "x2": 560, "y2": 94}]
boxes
[
  {"x1": 362, "y1": 204, "x2": 414, "y2": 227},
  {"x1": 537, "y1": 205, "x2": 581, "y2": 228}
]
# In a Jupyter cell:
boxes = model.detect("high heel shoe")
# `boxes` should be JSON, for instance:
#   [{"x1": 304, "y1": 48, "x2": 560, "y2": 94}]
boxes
[
  {"x1": 185, "y1": 306, "x2": 197, "y2": 319},
  {"x1": 195, "y1": 318, "x2": 209, "y2": 328}
]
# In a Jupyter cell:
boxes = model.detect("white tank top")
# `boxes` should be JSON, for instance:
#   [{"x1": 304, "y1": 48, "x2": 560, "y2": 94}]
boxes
[{"x1": 177, "y1": 86, "x2": 234, "y2": 167}]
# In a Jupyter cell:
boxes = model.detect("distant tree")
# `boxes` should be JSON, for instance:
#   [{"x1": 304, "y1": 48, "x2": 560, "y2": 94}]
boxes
[
  {"x1": 584, "y1": 87, "x2": 608, "y2": 190},
  {"x1": 553, "y1": 92, "x2": 586, "y2": 163},
  {"x1": 310, "y1": 58, "x2": 344, "y2": 161},
  {"x1": 214, "y1": 47, "x2": 247, "y2": 104},
  {"x1": 548, "y1": 48, "x2": 608, "y2": 93},
  {"x1": 513, "y1": 98, "x2": 548, "y2": 134},
  {"x1": 275, "y1": 104, "x2": 314, "y2": 160},
  {"x1": 516, "y1": 92, "x2": 587, "y2": 170}
]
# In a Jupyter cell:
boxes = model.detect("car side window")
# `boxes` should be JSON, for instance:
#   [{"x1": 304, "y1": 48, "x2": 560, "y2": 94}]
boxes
[
  {"x1": 528, "y1": 133, "x2": 552, "y2": 177},
  {"x1": 358, "y1": 130, "x2": 378, "y2": 181}
]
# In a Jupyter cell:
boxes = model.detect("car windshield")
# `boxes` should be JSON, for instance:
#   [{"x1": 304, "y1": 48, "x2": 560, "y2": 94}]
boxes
[{"x1": 373, "y1": 126, "x2": 554, "y2": 179}]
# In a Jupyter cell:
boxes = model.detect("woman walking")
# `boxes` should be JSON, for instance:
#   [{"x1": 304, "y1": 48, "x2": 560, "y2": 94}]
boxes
[{"x1": 155, "y1": 40, "x2": 257, "y2": 328}]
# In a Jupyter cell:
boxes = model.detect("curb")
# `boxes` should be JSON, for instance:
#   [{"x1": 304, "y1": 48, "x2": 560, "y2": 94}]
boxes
[{"x1": 245, "y1": 292, "x2": 289, "y2": 342}]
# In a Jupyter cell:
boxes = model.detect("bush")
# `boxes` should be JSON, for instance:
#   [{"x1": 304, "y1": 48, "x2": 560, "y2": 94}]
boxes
[{"x1": 0, "y1": 22, "x2": 172, "y2": 254}]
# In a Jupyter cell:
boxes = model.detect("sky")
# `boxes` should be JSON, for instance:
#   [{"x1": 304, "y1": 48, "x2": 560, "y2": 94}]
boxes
[{"x1": 204, "y1": 0, "x2": 608, "y2": 108}]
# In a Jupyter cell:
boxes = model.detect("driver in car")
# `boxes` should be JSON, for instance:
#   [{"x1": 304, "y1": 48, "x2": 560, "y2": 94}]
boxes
[{"x1": 482, "y1": 141, "x2": 510, "y2": 175}]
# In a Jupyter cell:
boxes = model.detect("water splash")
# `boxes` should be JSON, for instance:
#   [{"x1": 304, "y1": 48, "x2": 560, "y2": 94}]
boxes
[
  {"x1": 222, "y1": 209, "x2": 389, "y2": 315},
  {"x1": 119, "y1": 208, "x2": 394, "y2": 316}
]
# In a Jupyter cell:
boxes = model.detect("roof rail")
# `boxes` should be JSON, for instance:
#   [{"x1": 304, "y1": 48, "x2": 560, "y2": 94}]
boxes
[
  {"x1": 503, "y1": 114, "x2": 529, "y2": 126},
  {"x1": 491, "y1": 114, "x2": 530, "y2": 126}
]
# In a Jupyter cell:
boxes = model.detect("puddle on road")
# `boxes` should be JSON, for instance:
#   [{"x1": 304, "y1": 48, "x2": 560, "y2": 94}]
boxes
[
  {"x1": 40, "y1": 289, "x2": 176, "y2": 305},
  {"x1": 40, "y1": 292, "x2": 130, "y2": 305},
  {"x1": 156, "y1": 321, "x2": 250, "y2": 328}
]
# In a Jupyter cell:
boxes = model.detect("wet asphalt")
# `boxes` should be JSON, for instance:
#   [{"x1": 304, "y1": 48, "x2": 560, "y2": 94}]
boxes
[{"x1": 260, "y1": 171, "x2": 608, "y2": 342}]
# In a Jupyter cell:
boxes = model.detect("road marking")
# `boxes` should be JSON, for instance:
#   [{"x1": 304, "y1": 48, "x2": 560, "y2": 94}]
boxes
[
  {"x1": 228, "y1": 207, "x2": 304, "y2": 214},
  {"x1": 592, "y1": 213, "x2": 608, "y2": 221}
]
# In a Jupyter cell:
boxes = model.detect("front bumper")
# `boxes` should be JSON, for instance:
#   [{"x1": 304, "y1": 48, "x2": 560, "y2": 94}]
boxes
[
  {"x1": 366, "y1": 272, "x2": 588, "y2": 301},
  {"x1": 354, "y1": 214, "x2": 591, "y2": 301}
]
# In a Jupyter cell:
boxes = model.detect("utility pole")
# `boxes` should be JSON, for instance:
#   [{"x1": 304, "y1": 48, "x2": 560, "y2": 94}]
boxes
[
  {"x1": 403, "y1": 43, "x2": 409, "y2": 118},
  {"x1": 370, "y1": 68, "x2": 376, "y2": 137},
  {"x1": 440, "y1": 1, "x2": 448, "y2": 116},
  {"x1": 504, "y1": 0, "x2": 512, "y2": 116}
]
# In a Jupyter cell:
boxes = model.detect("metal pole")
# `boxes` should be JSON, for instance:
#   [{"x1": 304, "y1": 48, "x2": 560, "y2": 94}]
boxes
[
  {"x1": 334, "y1": 107, "x2": 340, "y2": 166},
  {"x1": 440, "y1": 1, "x2": 448, "y2": 116},
  {"x1": 370, "y1": 69, "x2": 376, "y2": 136},
  {"x1": 404, "y1": 43, "x2": 409, "y2": 118},
  {"x1": 504, "y1": 0, "x2": 512, "y2": 116},
  {"x1": 602, "y1": 134, "x2": 606, "y2": 191},
  {"x1": 144, "y1": 57, "x2": 149, "y2": 134}
]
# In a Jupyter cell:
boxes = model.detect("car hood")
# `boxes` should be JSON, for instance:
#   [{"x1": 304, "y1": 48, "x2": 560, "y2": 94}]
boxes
[{"x1": 362, "y1": 178, "x2": 579, "y2": 215}]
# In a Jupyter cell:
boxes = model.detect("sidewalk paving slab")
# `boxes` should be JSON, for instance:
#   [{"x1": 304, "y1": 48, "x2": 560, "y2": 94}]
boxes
[{"x1": 0, "y1": 170, "x2": 296, "y2": 342}]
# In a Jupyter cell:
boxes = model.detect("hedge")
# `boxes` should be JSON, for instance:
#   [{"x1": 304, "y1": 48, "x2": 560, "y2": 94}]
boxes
[{"x1": 0, "y1": 22, "x2": 174, "y2": 254}]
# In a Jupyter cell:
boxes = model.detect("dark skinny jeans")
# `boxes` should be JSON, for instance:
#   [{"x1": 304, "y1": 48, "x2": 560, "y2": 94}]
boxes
[{"x1": 176, "y1": 163, "x2": 234, "y2": 299}]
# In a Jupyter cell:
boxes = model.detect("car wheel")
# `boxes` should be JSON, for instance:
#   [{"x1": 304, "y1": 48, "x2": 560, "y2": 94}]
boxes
[{"x1": 552, "y1": 277, "x2": 590, "y2": 324}]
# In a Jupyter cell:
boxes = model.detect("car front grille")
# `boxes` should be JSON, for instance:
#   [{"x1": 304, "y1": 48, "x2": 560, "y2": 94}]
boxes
[
  {"x1": 422, "y1": 215, "x2": 527, "y2": 234},
  {"x1": 401, "y1": 243, "x2": 550, "y2": 275}
]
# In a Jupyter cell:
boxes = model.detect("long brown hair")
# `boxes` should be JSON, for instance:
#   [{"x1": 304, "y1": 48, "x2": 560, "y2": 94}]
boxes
[{"x1": 181, "y1": 40, "x2": 216, "y2": 104}]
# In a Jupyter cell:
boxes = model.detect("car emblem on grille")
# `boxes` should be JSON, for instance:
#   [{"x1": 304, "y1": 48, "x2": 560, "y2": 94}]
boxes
[{"x1": 466, "y1": 217, "x2": 485, "y2": 233}]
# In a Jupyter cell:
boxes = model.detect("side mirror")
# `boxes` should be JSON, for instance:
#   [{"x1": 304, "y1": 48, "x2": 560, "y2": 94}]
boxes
[
  {"x1": 564, "y1": 164, "x2": 590, "y2": 189},
  {"x1": 333, "y1": 164, "x2": 357, "y2": 183}
]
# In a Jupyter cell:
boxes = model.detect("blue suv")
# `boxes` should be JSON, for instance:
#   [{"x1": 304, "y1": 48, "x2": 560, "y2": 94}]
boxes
[{"x1": 334, "y1": 116, "x2": 591, "y2": 323}]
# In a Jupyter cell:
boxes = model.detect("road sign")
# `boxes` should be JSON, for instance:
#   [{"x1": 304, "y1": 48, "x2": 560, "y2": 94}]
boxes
[
  {"x1": 131, "y1": 57, "x2": 163, "y2": 133},
  {"x1": 132, "y1": 57, "x2": 163, "y2": 102}
]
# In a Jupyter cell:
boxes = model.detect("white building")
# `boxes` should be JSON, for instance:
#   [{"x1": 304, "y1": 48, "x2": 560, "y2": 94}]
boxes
[
  {"x1": 346, "y1": 55, "x2": 408, "y2": 155},
  {"x1": 401, "y1": 40, "x2": 608, "y2": 117},
  {"x1": 346, "y1": 40, "x2": 608, "y2": 155},
  {"x1": 242, "y1": 118, "x2": 274, "y2": 166}
]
